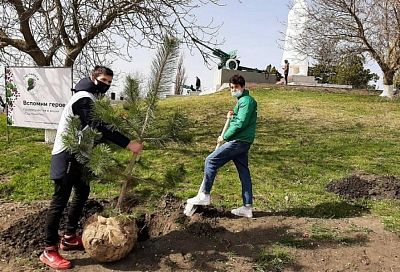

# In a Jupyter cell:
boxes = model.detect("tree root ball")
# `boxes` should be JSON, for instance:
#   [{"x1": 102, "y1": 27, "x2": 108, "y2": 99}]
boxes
[{"x1": 82, "y1": 214, "x2": 138, "y2": 262}]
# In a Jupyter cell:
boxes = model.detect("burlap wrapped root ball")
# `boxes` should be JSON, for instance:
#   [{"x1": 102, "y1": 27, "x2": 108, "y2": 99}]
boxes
[{"x1": 82, "y1": 214, "x2": 138, "y2": 262}]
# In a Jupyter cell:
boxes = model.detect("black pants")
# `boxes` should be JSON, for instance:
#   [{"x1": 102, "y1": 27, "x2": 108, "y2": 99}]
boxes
[
  {"x1": 44, "y1": 157, "x2": 90, "y2": 246},
  {"x1": 284, "y1": 73, "x2": 288, "y2": 85}
]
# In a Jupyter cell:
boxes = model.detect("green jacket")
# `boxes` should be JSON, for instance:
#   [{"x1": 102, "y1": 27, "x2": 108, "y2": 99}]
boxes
[{"x1": 223, "y1": 89, "x2": 257, "y2": 144}]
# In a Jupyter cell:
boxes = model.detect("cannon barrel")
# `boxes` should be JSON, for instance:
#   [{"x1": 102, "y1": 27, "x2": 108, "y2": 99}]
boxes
[
  {"x1": 192, "y1": 37, "x2": 269, "y2": 73},
  {"x1": 192, "y1": 38, "x2": 231, "y2": 60}
]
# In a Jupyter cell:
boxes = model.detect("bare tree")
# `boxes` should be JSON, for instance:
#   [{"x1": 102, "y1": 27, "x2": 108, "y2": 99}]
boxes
[
  {"x1": 174, "y1": 55, "x2": 187, "y2": 95},
  {"x1": 289, "y1": 0, "x2": 400, "y2": 97},
  {"x1": 0, "y1": 0, "x2": 222, "y2": 78}
]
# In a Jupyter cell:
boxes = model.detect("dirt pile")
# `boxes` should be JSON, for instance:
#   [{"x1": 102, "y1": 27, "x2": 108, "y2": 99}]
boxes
[
  {"x1": 145, "y1": 193, "x2": 186, "y2": 238},
  {"x1": 144, "y1": 194, "x2": 220, "y2": 237},
  {"x1": 0, "y1": 193, "x2": 227, "y2": 260},
  {"x1": 326, "y1": 173, "x2": 400, "y2": 199},
  {"x1": 185, "y1": 205, "x2": 231, "y2": 237},
  {"x1": 0, "y1": 199, "x2": 104, "y2": 258},
  {"x1": 146, "y1": 194, "x2": 231, "y2": 239}
]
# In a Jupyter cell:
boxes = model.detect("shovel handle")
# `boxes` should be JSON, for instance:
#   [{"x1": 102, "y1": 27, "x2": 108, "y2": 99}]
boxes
[{"x1": 215, "y1": 112, "x2": 232, "y2": 150}]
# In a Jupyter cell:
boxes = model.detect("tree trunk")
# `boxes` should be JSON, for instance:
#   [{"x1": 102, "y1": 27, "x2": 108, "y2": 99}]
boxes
[
  {"x1": 64, "y1": 46, "x2": 84, "y2": 67},
  {"x1": 30, "y1": 50, "x2": 50, "y2": 66},
  {"x1": 115, "y1": 155, "x2": 138, "y2": 211},
  {"x1": 379, "y1": 70, "x2": 395, "y2": 97},
  {"x1": 380, "y1": 85, "x2": 394, "y2": 97}
]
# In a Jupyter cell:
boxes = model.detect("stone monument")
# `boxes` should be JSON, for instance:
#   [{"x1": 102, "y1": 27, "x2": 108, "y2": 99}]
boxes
[
  {"x1": 281, "y1": 0, "x2": 316, "y2": 85},
  {"x1": 278, "y1": 0, "x2": 354, "y2": 89}
]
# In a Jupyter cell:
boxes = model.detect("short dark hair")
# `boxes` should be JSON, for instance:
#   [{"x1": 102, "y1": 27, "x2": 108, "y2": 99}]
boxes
[
  {"x1": 91, "y1": 65, "x2": 114, "y2": 78},
  {"x1": 229, "y1": 75, "x2": 245, "y2": 87}
]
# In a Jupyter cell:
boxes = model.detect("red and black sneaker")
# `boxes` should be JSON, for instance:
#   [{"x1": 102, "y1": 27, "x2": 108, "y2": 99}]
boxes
[
  {"x1": 39, "y1": 246, "x2": 72, "y2": 270},
  {"x1": 60, "y1": 234, "x2": 84, "y2": 251}
]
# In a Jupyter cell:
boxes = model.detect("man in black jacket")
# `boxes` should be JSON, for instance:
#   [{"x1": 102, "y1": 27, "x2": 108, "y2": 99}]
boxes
[{"x1": 39, "y1": 66, "x2": 143, "y2": 270}]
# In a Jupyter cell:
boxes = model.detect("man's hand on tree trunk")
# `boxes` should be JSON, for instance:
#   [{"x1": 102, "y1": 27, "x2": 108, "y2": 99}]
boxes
[{"x1": 127, "y1": 141, "x2": 143, "y2": 154}]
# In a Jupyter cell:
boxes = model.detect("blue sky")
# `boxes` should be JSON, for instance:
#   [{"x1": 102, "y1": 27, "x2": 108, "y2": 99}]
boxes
[{"x1": 112, "y1": 0, "x2": 383, "y2": 94}]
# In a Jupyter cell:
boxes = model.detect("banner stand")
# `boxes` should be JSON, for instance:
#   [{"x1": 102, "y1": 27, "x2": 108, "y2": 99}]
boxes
[
  {"x1": 4, "y1": 67, "x2": 9, "y2": 143},
  {"x1": 6, "y1": 120, "x2": 10, "y2": 143},
  {"x1": 45, "y1": 129, "x2": 57, "y2": 143},
  {"x1": 4, "y1": 66, "x2": 72, "y2": 144}
]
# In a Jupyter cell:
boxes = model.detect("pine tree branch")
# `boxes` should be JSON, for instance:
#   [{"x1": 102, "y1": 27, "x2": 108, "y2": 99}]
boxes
[{"x1": 116, "y1": 35, "x2": 180, "y2": 211}]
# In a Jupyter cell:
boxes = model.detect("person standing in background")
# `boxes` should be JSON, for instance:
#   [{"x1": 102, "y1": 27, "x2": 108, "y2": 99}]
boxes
[
  {"x1": 284, "y1": 60, "x2": 290, "y2": 85},
  {"x1": 195, "y1": 76, "x2": 201, "y2": 91}
]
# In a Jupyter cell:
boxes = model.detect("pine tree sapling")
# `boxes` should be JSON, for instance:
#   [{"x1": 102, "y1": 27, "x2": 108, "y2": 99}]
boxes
[{"x1": 116, "y1": 36, "x2": 180, "y2": 210}]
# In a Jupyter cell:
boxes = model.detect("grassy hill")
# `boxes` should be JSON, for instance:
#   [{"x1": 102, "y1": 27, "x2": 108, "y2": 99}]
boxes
[{"x1": 0, "y1": 86, "x2": 399, "y2": 233}]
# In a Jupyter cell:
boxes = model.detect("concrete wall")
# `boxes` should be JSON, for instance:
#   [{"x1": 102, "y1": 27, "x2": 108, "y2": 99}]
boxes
[
  {"x1": 213, "y1": 69, "x2": 277, "y2": 91},
  {"x1": 289, "y1": 75, "x2": 316, "y2": 84},
  {"x1": 288, "y1": 75, "x2": 352, "y2": 89}
]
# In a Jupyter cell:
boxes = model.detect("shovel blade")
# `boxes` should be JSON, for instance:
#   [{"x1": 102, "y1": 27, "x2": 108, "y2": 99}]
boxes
[{"x1": 184, "y1": 203, "x2": 198, "y2": 216}]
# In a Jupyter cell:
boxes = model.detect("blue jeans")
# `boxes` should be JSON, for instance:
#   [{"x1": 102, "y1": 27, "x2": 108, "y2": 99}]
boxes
[{"x1": 202, "y1": 140, "x2": 253, "y2": 205}]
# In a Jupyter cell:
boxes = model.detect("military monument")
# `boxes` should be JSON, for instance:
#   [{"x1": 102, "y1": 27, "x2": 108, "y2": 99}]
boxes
[
  {"x1": 281, "y1": 0, "x2": 318, "y2": 85},
  {"x1": 191, "y1": 38, "x2": 277, "y2": 92},
  {"x1": 281, "y1": 0, "x2": 309, "y2": 76}
]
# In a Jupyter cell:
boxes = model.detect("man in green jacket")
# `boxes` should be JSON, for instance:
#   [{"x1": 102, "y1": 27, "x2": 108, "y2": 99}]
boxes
[{"x1": 187, "y1": 75, "x2": 257, "y2": 218}]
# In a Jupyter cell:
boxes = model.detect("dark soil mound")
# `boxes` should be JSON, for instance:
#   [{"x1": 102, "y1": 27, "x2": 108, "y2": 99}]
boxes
[
  {"x1": 145, "y1": 193, "x2": 186, "y2": 238},
  {"x1": 143, "y1": 193, "x2": 231, "y2": 240},
  {"x1": 0, "y1": 193, "x2": 233, "y2": 261},
  {"x1": 326, "y1": 173, "x2": 400, "y2": 200},
  {"x1": 0, "y1": 199, "x2": 105, "y2": 258}
]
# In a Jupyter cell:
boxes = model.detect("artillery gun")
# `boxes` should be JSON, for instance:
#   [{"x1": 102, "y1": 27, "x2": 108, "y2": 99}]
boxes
[{"x1": 192, "y1": 38, "x2": 266, "y2": 74}]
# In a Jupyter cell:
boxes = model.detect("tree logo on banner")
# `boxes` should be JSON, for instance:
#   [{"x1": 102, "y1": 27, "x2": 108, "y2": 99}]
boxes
[
  {"x1": 5, "y1": 69, "x2": 19, "y2": 125},
  {"x1": 24, "y1": 73, "x2": 39, "y2": 93}
]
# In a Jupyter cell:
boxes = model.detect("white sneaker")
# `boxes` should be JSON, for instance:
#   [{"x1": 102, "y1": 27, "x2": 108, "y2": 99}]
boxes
[
  {"x1": 186, "y1": 192, "x2": 211, "y2": 205},
  {"x1": 231, "y1": 206, "x2": 253, "y2": 218}
]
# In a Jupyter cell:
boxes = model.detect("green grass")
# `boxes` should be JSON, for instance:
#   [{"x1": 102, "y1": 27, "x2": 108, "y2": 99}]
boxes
[
  {"x1": 278, "y1": 222, "x2": 370, "y2": 250},
  {"x1": 310, "y1": 224, "x2": 338, "y2": 240},
  {"x1": 255, "y1": 245, "x2": 293, "y2": 272},
  {"x1": 0, "y1": 124, "x2": 54, "y2": 201},
  {"x1": 1, "y1": 86, "x2": 400, "y2": 233}
]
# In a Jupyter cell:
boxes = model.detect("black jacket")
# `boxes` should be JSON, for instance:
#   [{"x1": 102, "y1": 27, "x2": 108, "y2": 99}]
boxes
[
  {"x1": 50, "y1": 78, "x2": 129, "y2": 180},
  {"x1": 72, "y1": 77, "x2": 129, "y2": 148}
]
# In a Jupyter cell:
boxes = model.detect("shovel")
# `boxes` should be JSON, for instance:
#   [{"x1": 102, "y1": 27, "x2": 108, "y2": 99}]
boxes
[{"x1": 183, "y1": 112, "x2": 232, "y2": 216}]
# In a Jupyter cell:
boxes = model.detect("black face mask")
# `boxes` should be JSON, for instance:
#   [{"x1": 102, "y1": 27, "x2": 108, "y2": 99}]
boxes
[{"x1": 95, "y1": 80, "x2": 110, "y2": 94}]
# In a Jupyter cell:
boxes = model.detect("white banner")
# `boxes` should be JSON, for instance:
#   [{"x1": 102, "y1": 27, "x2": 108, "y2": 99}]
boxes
[{"x1": 5, "y1": 67, "x2": 72, "y2": 129}]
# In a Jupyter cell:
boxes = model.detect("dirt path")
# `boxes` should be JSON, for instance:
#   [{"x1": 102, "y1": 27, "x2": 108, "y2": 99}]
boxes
[{"x1": 0, "y1": 198, "x2": 399, "y2": 272}]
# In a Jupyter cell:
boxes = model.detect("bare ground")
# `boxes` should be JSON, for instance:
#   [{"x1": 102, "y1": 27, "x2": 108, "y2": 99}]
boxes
[{"x1": 0, "y1": 194, "x2": 399, "y2": 272}]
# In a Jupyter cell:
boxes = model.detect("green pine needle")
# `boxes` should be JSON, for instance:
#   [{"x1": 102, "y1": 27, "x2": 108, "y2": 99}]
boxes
[
  {"x1": 62, "y1": 115, "x2": 102, "y2": 164},
  {"x1": 87, "y1": 144, "x2": 115, "y2": 176},
  {"x1": 142, "y1": 35, "x2": 180, "y2": 138}
]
